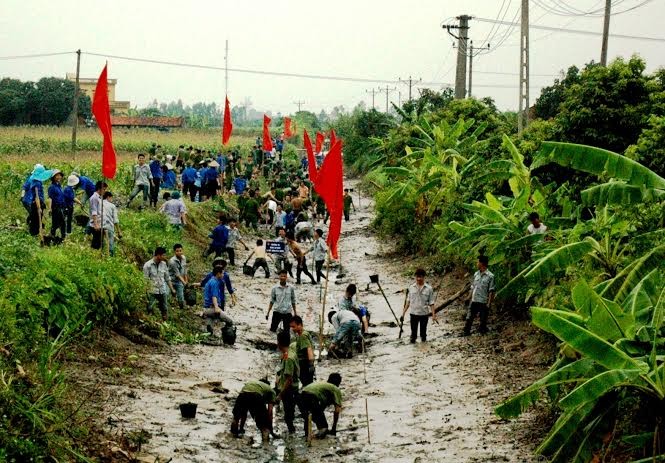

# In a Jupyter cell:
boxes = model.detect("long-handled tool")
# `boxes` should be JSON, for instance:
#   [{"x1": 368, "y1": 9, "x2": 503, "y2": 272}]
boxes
[
  {"x1": 369, "y1": 274, "x2": 403, "y2": 338},
  {"x1": 399, "y1": 287, "x2": 408, "y2": 339}
]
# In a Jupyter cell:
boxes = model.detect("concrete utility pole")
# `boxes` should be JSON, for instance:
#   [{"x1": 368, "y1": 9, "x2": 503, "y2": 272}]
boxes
[
  {"x1": 398, "y1": 76, "x2": 422, "y2": 101},
  {"x1": 224, "y1": 39, "x2": 229, "y2": 96},
  {"x1": 378, "y1": 85, "x2": 397, "y2": 113},
  {"x1": 293, "y1": 100, "x2": 305, "y2": 112},
  {"x1": 600, "y1": 0, "x2": 611, "y2": 66},
  {"x1": 518, "y1": 0, "x2": 530, "y2": 134},
  {"x1": 444, "y1": 15, "x2": 471, "y2": 99},
  {"x1": 365, "y1": 88, "x2": 379, "y2": 109},
  {"x1": 71, "y1": 49, "x2": 81, "y2": 153}
]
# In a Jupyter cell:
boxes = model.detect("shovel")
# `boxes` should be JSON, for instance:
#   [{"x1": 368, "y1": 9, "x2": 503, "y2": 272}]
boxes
[{"x1": 369, "y1": 274, "x2": 403, "y2": 337}]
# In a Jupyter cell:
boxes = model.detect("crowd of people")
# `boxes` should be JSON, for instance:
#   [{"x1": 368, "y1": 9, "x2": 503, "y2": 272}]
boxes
[{"x1": 18, "y1": 133, "x2": 519, "y2": 444}]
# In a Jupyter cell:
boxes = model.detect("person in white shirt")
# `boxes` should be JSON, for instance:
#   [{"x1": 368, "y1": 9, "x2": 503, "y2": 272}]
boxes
[
  {"x1": 527, "y1": 212, "x2": 548, "y2": 235},
  {"x1": 102, "y1": 191, "x2": 121, "y2": 256},
  {"x1": 400, "y1": 268, "x2": 435, "y2": 343},
  {"x1": 160, "y1": 191, "x2": 187, "y2": 228}
]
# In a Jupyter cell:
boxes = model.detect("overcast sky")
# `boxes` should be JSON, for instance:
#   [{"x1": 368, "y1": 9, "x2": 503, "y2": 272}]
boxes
[{"x1": 1, "y1": 0, "x2": 663, "y2": 115}]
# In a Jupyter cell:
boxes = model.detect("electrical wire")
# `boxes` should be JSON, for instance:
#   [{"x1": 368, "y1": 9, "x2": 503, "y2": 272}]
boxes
[
  {"x1": 532, "y1": 0, "x2": 653, "y2": 17},
  {"x1": 0, "y1": 51, "x2": 74, "y2": 60},
  {"x1": 473, "y1": 16, "x2": 665, "y2": 42}
]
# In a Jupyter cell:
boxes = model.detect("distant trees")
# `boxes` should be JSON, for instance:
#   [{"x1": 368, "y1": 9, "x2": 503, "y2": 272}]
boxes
[{"x1": 0, "y1": 77, "x2": 91, "y2": 126}]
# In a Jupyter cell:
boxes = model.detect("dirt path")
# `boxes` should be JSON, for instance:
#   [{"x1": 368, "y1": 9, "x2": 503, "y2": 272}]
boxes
[{"x1": 95, "y1": 180, "x2": 540, "y2": 462}]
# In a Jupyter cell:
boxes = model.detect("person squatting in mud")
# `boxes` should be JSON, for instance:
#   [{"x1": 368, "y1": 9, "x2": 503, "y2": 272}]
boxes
[{"x1": 230, "y1": 378, "x2": 276, "y2": 442}]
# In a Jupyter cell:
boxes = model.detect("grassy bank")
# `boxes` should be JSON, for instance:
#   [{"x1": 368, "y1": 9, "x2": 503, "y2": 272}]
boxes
[{"x1": 0, "y1": 154, "x2": 235, "y2": 461}]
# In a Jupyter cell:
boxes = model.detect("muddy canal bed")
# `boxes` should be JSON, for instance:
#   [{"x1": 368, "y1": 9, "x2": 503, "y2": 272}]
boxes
[{"x1": 83, "y1": 181, "x2": 548, "y2": 462}]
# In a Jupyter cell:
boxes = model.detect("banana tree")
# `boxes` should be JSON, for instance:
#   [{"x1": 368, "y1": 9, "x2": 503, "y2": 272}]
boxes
[
  {"x1": 534, "y1": 142, "x2": 665, "y2": 207},
  {"x1": 376, "y1": 117, "x2": 486, "y2": 220},
  {"x1": 496, "y1": 273, "x2": 665, "y2": 462}
]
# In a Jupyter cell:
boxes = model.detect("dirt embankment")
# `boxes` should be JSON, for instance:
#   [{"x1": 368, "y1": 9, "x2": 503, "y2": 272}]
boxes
[{"x1": 70, "y1": 180, "x2": 553, "y2": 463}]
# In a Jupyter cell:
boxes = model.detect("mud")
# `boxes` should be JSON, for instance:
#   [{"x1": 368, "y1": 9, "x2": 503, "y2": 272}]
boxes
[{"x1": 80, "y1": 180, "x2": 550, "y2": 462}]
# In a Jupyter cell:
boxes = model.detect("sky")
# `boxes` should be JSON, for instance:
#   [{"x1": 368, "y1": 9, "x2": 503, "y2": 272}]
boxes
[{"x1": 1, "y1": 0, "x2": 663, "y2": 115}]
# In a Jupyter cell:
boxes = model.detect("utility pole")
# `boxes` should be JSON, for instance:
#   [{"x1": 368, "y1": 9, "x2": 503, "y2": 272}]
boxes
[
  {"x1": 71, "y1": 49, "x2": 81, "y2": 153},
  {"x1": 468, "y1": 41, "x2": 490, "y2": 98},
  {"x1": 293, "y1": 100, "x2": 305, "y2": 112},
  {"x1": 377, "y1": 85, "x2": 397, "y2": 113},
  {"x1": 600, "y1": 0, "x2": 611, "y2": 66},
  {"x1": 445, "y1": 15, "x2": 471, "y2": 99},
  {"x1": 365, "y1": 89, "x2": 378, "y2": 109},
  {"x1": 518, "y1": 0, "x2": 530, "y2": 134},
  {"x1": 398, "y1": 75, "x2": 422, "y2": 101},
  {"x1": 224, "y1": 39, "x2": 229, "y2": 96}
]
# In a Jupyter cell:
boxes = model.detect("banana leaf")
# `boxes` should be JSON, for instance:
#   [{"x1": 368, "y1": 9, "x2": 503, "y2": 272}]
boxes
[
  {"x1": 572, "y1": 280, "x2": 634, "y2": 341},
  {"x1": 495, "y1": 358, "x2": 597, "y2": 419},
  {"x1": 523, "y1": 238, "x2": 596, "y2": 284},
  {"x1": 582, "y1": 181, "x2": 665, "y2": 206},
  {"x1": 599, "y1": 244, "x2": 665, "y2": 303},
  {"x1": 558, "y1": 369, "x2": 642, "y2": 410},
  {"x1": 536, "y1": 400, "x2": 597, "y2": 457},
  {"x1": 539, "y1": 142, "x2": 665, "y2": 190},
  {"x1": 531, "y1": 307, "x2": 648, "y2": 372}
]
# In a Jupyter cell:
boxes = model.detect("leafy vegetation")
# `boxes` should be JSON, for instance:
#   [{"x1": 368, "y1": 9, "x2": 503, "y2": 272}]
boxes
[{"x1": 337, "y1": 55, "x2": 665, "y2": 461}]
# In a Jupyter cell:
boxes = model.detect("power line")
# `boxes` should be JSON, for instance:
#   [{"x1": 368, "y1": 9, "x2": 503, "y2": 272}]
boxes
[
  {"x1": 474, "y1": 16, "x2": 665, "y2": 42},
  {"x1": 82, "y1": 51, "x2": 404, "y2": 85},
  {"x1": 0, "y1": 51, "x2": 74, "y2": 60},
  {"x1": 532, "y1": 0, "x2": 653, "y2": 17}
]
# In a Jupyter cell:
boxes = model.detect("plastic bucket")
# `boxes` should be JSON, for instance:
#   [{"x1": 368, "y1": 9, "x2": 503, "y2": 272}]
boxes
[{"x1": 179, "y1": 402, "x2": 198, "y2": 419}]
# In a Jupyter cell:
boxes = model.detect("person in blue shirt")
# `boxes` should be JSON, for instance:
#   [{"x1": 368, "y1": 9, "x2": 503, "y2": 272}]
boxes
[
  {"x1": 202, "y1": 265, "x2": 236, "y2": 336},
  {"x1": 205, "y1": 217, "x2": 229, "y2": 258},
  {"x1": 69, "y1": 174, "x2": 96, "y2": 206},
  {"x1": 233, "y1": 176, "x2": 247, "y2": 195},
  {"x1": 149, "y1": 156, "x2": 163, "y2": 207},
  {"x1": 47, "y1": 170, "x2": 66, "y2": 241},
  {"x1": 161, "y1": 164, "x2": 177, "y2": 189},
  {"x1": 181, "y1": 162, "x2": 198, "y2": 201},
  {"x1": 22, "y1": 165, "x2": 51, "y2": 236},
  {"x1": 216, "y1": 153, "x2": 227, "y2": 175},
  {"x1": 203, "y1": 161, "x2": 220, "y2": 200}
]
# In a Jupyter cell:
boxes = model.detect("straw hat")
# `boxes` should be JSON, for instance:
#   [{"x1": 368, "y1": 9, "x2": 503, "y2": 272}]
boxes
[
  {"x1": 208, "y1": 160, "x2": 220, "y2": 167},
  {"x1": 67, "y1": 175, "x2": 80, "y2": 187}
]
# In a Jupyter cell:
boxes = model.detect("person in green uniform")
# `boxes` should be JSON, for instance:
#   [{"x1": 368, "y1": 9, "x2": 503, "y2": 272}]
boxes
[
  {"x1": 300, "y1": 373, "x2": 343, "y2": 438},
  {"x1": 237, "y1": 190, "x2": 248, "y2": 224},
  {"x1": 243, "y1": 189, "x2": 260, "y2": 230},
  {"x1": 275, "y1": 330, "x2": 300, "y2": 433},
  {"x1": 343, "y1": 188, "x2": 355, "y2": 221},
  {"x1": 289, "y1": 315, "x2": 315, "y2": 386},
  {"x1": 230, "y1": 379, "x2": 276, "y2": 441},
  {"x1": 244, "y1": 155, "x2": 254, "y2": 179}
]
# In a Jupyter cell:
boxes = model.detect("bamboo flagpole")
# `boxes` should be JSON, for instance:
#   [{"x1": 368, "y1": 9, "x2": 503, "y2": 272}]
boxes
[
  {"x1": 318, "y1": 248, "x2": 332, "y2": 359},
  {"x1": 34, "y1": 187, "x2": 44, "y2": 246}
]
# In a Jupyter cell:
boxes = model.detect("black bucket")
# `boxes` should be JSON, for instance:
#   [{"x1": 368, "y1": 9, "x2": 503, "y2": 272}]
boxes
[
  {"x1": 369, "y1": 274, "x2": 380, "y2": 284},
  {"x1": 179, "y1": 402, "x2": 198, "y2": 419}
]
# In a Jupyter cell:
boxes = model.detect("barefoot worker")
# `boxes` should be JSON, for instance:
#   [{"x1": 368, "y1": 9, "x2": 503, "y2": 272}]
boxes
[
  {"x1": 275, "y1": 330, "x2": 300, "y2": 434},
  {"x1": 230, "y1": 378, "x2": 276, "y2": 442},
  {"x1": 289, "y1": 315, "x2": 315, "y2": 386},
  {"x1": 301, "y1": 373, "x2": 343, "y2": 438},
  {"x1": 400, "y1": 268, "x2": 436, "y2": 343}
]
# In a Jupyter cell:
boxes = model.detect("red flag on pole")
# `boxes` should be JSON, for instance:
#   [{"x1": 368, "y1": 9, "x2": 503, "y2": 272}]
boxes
[
  {"x1": 222, "y1": 96, "x2": 233, "y2": 145},
  {"x1": 330, "y1": 129, "x2": 337, "y2": 148},
  {"x1": 314, "y1": 139, "x2": 344, "y2": 259},
  {"x1": 315, "y1": 132, "x2": 324, "y2": 153},
  {"x1": 284, "y1": 117, "x2": 293, "y2": 138},
  {"x1": 303, "y1": 130, "x2": 318, "y2": 183},
  {"x1": 262, "y1": 115, "x2": 273, "y2": 151},
  {"x1": 92, "y1": 64, "x2": 117, "y2": 179}
]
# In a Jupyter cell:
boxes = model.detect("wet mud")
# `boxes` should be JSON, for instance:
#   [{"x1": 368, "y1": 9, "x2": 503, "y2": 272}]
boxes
[{"x1": 85, "y1": 180, "x2": 548, "y2": 462}]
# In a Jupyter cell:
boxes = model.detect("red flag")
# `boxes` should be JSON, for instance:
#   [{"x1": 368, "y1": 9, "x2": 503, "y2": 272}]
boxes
[
  {"x1": 284, "y1": 117, "x2": 293, "y2": 138},
  {"x1": 303, "y1": 130, "x2": 318, "y2": 183},
  {"x1": 92, "y1": 64, "x2": 117, "y2": 179},
  {"x1": 314, "y1": 140, "x2": 344, "y2": 259},
  {"x1": 222, "y1": 96, "x2": 233, "y2": 145},
  {"x1": 315, "y1": 132, "x2": 324, "y2": 153},
  {"x1": 330, "y1": 129, "x2": 337, "y2": 148},
  {"x1": 262, "y1": 114, "x2": 273, "y2": 151}
]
